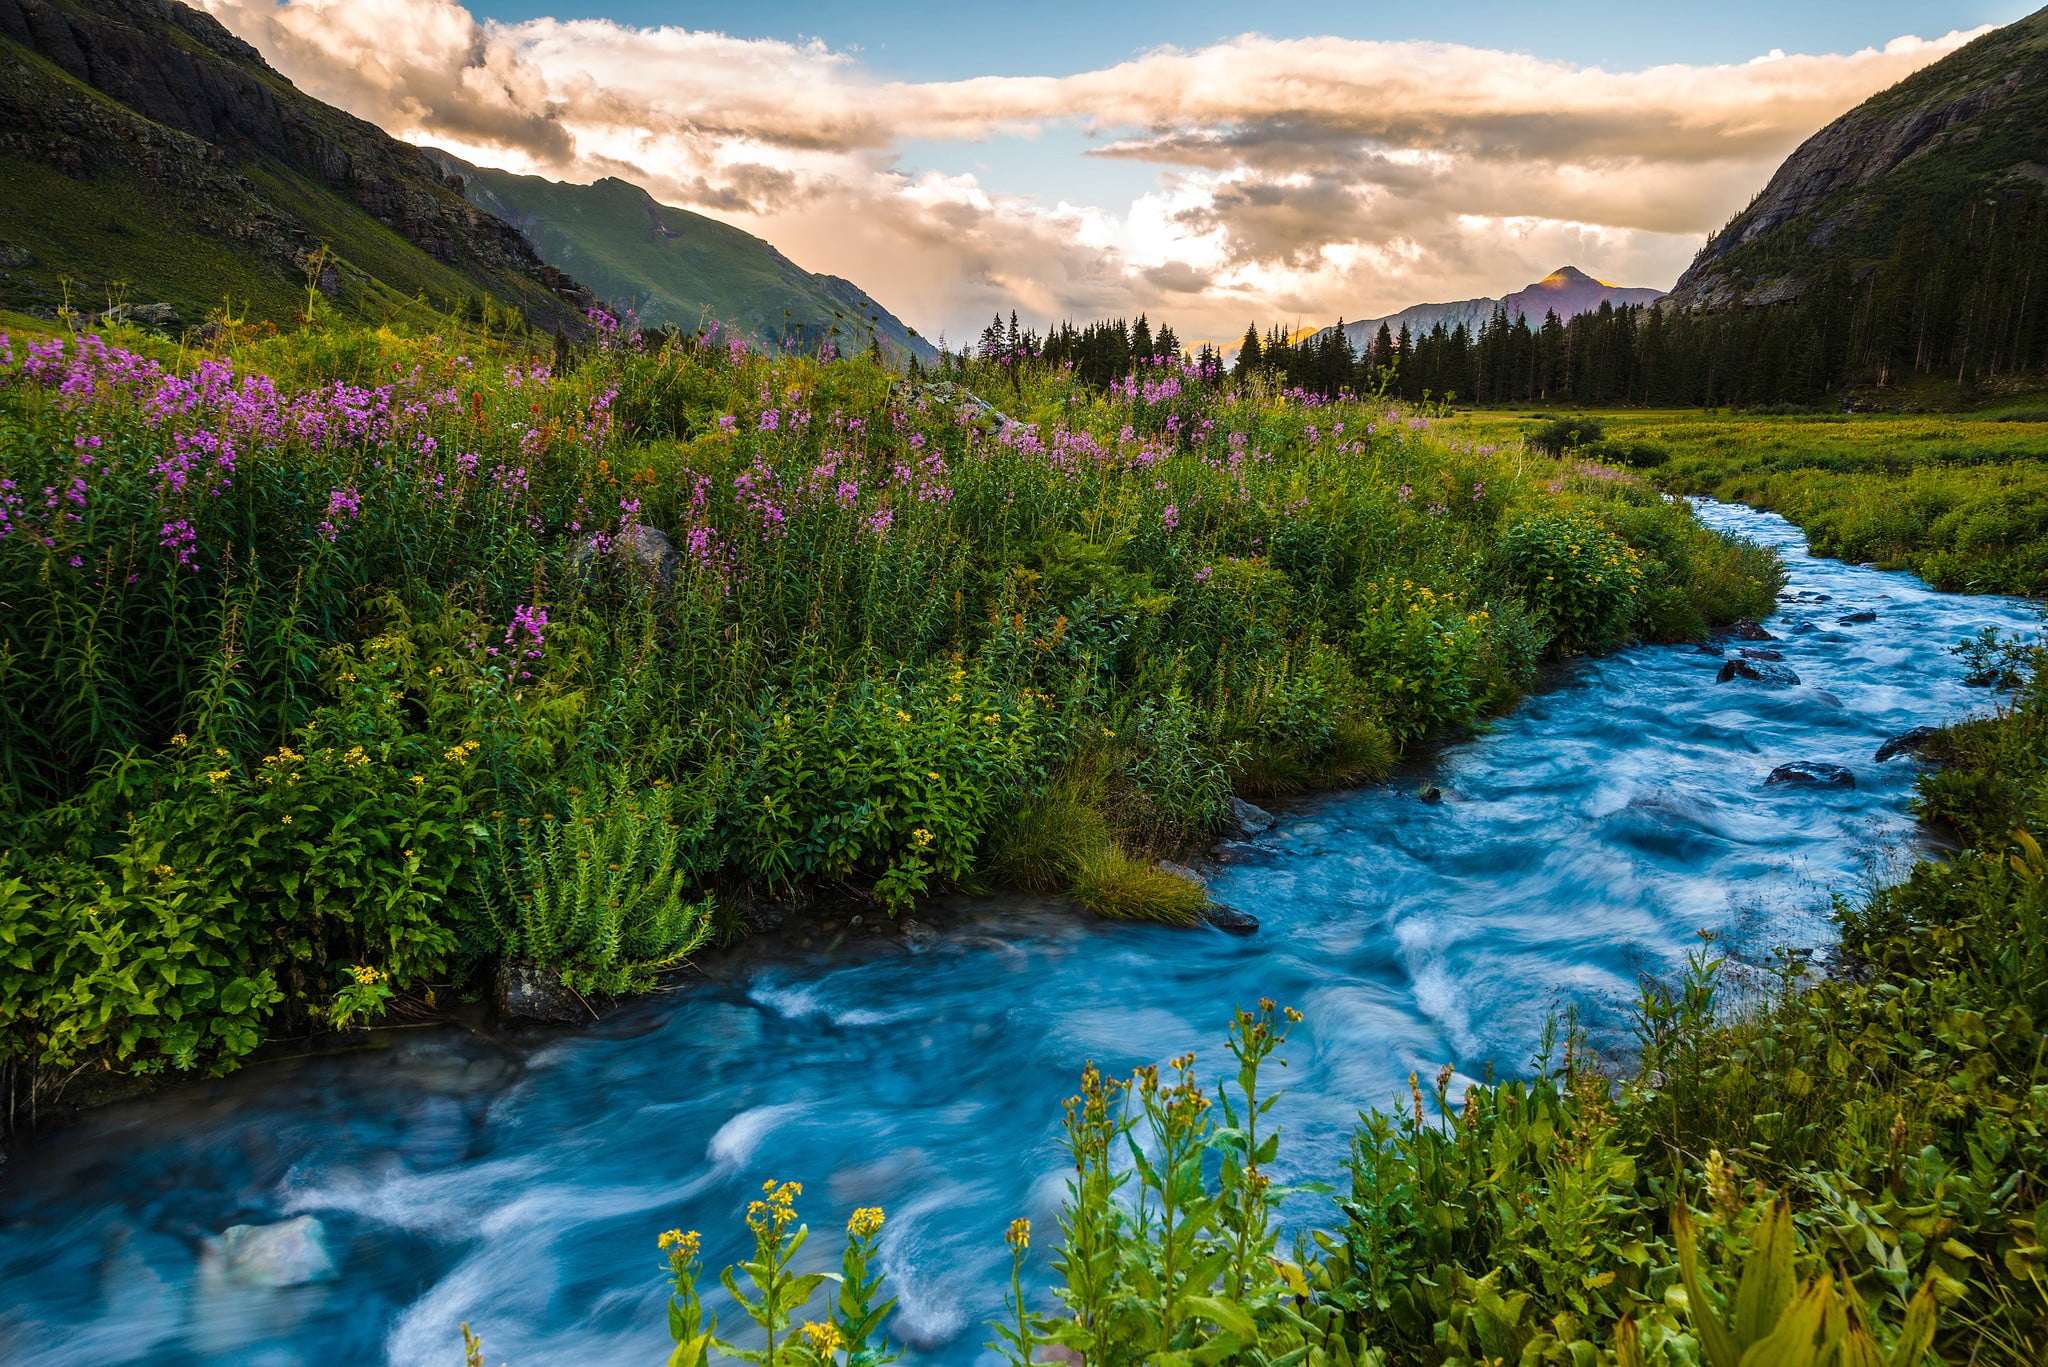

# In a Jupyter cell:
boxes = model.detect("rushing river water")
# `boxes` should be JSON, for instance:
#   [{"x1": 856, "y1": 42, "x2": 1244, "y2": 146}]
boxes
[{"x1": 2, "y1": 501, "x2": 2041, "y2": 1367}]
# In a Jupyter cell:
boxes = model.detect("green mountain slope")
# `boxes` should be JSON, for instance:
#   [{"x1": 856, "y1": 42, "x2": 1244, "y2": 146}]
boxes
[
  {"x1": 1669, "y1": 5, "x2": 2048, "y2": 310},
  {"x1": 435, "y1": 157, "x2": 936, "y2": 362},
  {"x1": 0, "y1": 0, "x2": 592, "y2": 331}
]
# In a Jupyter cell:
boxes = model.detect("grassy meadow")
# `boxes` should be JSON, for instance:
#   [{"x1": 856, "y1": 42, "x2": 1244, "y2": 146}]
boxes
[{"x1": 1444, "y1": 407, "x2": 2048, "y2": 594}]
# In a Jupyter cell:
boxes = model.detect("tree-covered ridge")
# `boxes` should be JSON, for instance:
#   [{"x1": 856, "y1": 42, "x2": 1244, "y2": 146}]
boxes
[{"x1": 1669, "y1": 4, "x2": 2048, "y2": 313}]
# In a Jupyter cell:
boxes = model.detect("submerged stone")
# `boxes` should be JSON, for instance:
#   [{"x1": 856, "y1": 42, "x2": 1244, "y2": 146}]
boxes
[
  {"x1": 1766, "y1": 762, "x2": 1856, "y2": 788},
  {"x1": 1201, "y1": 902, "x2": 1259, "y2": 934},
  {"x1": 1717, "y1": 658, "x2": 1802, "y2": 686},
  {"x1": 204, "y1": 1217, "x2": 335, "y2": 1288}
]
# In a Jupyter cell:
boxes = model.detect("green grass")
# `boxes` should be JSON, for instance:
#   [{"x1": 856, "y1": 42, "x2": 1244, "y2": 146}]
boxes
[{"x1": 1445, "y1": 407, "x2": 2048, "y2": 593}]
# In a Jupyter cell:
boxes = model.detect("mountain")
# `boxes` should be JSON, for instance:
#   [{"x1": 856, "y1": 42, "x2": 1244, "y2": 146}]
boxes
[
  {"x1": 0, "y1": 0, "x2": 591, "y2": 331},
  {"x1": 434, "y1": 157, "x2": 937, "y2": 363},
  {"x1": 1669, "y1": 5, "x2": 2048, "y2": 311},
  {"x1": 1330, "y1": 267, "x2": 1665, "y2": 349}
]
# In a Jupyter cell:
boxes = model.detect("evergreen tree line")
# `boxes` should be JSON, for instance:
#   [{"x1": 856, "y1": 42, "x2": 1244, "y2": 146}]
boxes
[
  {"x1": 1252, "y1": 191, "x2": 2048, "y2": 407},
  {"x1": 952, "y1": 191, "x2": 2045, "y2": 407}
]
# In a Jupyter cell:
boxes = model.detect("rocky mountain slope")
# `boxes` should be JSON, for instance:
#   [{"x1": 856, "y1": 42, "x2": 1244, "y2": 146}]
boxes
[
  {"x1": 1332, "y1": 266, "x2": 1664, "y2": 347},
  {"x1": 1669, "y1": 4, "x2": 2048, "y2": 311},
  {"x1": 434, "y1": 157, "x2": 935, "y2": 362},
  {"x1": 0, "y1": 0, "x2": 591, "y2": 330}
]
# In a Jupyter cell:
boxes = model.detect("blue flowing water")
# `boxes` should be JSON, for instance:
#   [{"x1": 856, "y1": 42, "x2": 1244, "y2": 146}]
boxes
[{"x1": 1, "y1": 501, "x2": 2039, "y2": 1367}]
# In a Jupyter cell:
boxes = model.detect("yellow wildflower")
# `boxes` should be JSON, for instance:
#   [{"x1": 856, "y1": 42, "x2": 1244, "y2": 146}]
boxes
[
  {"x1": 912, "y1": 828, "x2": 934, "y2": 847},
  {"x1": 351, "y1": 964, "x2": 383, "y2": 985},
  {"x1": 801, "y1": 1323, "x2": 843, "y2": 1356},
  {"x1": 410, "y1": 774, "x2": 425, "y2": 786},
  {"x1": 657, "y1": 1228, "x2": 701, "y2": 1260},
  {"x1": 1005, "y1": 1217, "x2": 1030, "y2": 1251},
  {"x1": 847, "y1": 1207, "x2": 885, "y2": 1238}
]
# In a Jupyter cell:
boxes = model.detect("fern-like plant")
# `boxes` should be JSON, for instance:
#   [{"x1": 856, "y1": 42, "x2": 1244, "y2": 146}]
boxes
[{"x1": 494, "y1": 770, "x2": 715, "y2": 996}]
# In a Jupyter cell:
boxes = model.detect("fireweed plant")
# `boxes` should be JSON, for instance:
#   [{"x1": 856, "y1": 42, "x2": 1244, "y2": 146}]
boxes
[{"x1": 0, "y1": 317, "x2": 1779, "y2": 1114}]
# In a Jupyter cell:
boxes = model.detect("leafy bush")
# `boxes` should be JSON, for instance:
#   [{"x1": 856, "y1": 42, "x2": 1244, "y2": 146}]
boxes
[
  {"x1": 1527, "y1": 415, "x2": 1606, "y2": 454},
  {"x1": 1499, "y1": 509, "x2": 1645, "y2": 650}
]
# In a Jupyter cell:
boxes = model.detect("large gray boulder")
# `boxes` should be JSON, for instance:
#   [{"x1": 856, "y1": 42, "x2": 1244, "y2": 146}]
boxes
[{"x1": 1717, "y1": 658, "x2": 1802, "y2": 686}]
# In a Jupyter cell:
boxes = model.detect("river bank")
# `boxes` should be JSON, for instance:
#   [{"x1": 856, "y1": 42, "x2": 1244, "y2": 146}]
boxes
[{"x1": 1, "y1": 500, "x2": 2037, "y2": 1365}]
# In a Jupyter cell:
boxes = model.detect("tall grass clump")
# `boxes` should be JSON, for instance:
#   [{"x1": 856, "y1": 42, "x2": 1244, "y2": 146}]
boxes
[{"x1": 0, "y1": 317, "x2": 1779, "y2": 1116}]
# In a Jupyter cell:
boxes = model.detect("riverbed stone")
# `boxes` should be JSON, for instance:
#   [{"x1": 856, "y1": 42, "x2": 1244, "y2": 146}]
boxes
[
  {"x1": 1766, "y1": 762, "x2": 1856, "y2": 788},
  {"x1": 1717, "y1": 658, "x2": 1802, "y2": 686},
  {"x1": 1225, "y1": 796, "x2": 1276, "y2": 836},
  {"x1": 1155, "y1": 859, "x2": 1209, "y2": 885},
  {"x1": 1208, "y1": 840, "x2": 1268, "y2": 863},
  {"x1": 205, "y1": 1217, "x2": 336, "y2": 1288},
  {"x1": 495, "y1": 962, "x2": 587, "y2": 1024},
  {"x1": 1875, "y1": 726, "x2": 1942, "y2": 763},
  {"x1": 1201, "y1": 902, "x2": 1260, "y2": 934},
  {"x1": 1738, "y1": 648, "x2": 1784, "y2": 661},
  {"x1": 1724, "y1": 619, "x2": 1775, "y2": 641},
  {"x1": 1837, "y1": 610, "x2": 1878, "y2": 624}
]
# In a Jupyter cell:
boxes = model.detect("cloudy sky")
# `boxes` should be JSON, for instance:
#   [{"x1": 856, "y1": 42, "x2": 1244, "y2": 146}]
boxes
[{"x1": 197, "y1": 0, "x2": 2029, "y2": 347}]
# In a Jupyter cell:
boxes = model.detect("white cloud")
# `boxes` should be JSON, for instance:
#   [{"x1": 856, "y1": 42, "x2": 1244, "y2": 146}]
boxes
[{"x1": 201, "y1": 0, "x2": 1985, "y2": 345}]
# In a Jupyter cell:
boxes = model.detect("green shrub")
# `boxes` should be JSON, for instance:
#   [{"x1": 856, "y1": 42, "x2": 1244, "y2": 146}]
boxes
[
  {"x1": 1528, "y1": 415, "x2": 1605, "y2": 454},
  {"x1": 1498, "y1": 509, "x2": 1644, "y2": 651}
]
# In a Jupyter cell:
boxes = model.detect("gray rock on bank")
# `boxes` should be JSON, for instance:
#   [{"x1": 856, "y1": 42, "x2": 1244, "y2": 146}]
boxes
[
  {"x1": 572, "y1": 523, "x2": 680, "y2": 588},
  {"x1": 495, "y1": 962, "x2": 588, "y2": 1024},
  {"x1": 1875, "y1": 726, "x2": 1942, "y2": 763}
]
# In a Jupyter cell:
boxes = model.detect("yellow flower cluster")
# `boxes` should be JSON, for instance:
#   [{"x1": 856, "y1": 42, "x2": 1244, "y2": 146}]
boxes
[
  {"x1": 1005, "y1": 1217, "x2": 1030, "y2": 1251},
  {"x1": 344, "y1": 745, "x2": 370, "y2": 767},
  {"x1": 206, "y1": 769, "x2": 231, "y2": 783},
  {"x1": 846, "y1": 1206, "x2": 886, "y2": 1238},
  {"x1": 746, "y1": 1179, "x2": 801, "y2": 1237},
  {"x1": 801, "y1": 1322, "x2": 843, "y2": 1356},
  {"x1": 911, "y1": 828, "x2": 934, "y2": 848},
  {"x1": 351, "y1": 964, "x2": 383, "y2": 985},
  {"x1": 443, "y1": 740, "x2": 481, "y2": 763},
  {"x1": 657, "y1": 1228, "x2": 701, "y2": 1260},
  {"x1": 260, "y1": 746, "x2": 304, "y2": 767}
]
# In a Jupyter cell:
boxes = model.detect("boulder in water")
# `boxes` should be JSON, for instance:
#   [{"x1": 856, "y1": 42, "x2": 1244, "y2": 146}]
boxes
[
  {"x1": 1225, "y1": 796, "x2": 1276, "y2": 837},
  {"x1": 1738, "y1": 648, "x2": 1784, "y2": 661},
  {"x1": 495, "y1": 962, "x2": 588, "y2": 1024},
  {"x1": 204, "y1": 1217, "x2": 335, "y2": 1288},
  {"x1": 1837, "y1": 610, "x2": 1877, "y2": 624},
  {"x1": 1201, "y1": 902, "x2": 1259, "y2": 934},
  {"x1": 1766, "y1": 762, "x2": 1856, "y2": 789},
  {"x1": 1717, "y1": 659, "x2": 1802, "y2": 686},
  {"x1": 1725, "y1": 619, "x2": 1775, "y2": 641},
  {"x1": 1208, "y1": 840, "x2": 1267, "y2": 864},
  {"x1": 1875, "y1": 726, "x2": 1942, "y2": 763}
]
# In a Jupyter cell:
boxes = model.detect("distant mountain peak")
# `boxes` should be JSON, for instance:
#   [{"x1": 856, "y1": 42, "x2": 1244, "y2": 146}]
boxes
[{"x1": 1325, "y1": 267, "x2": 1664, "y2": 350}]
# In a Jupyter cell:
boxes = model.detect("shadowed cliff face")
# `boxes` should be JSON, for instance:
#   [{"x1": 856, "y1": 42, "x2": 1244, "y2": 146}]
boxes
[
  {"x1": 1669, "y1": 5, "x2": 2048, "y2": 312},
  {"x1": 0, "y1": 0, "x2": 592, "y2": 329}
]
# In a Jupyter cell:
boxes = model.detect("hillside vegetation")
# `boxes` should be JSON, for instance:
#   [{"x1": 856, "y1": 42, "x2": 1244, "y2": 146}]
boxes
[
  {"x1": 439, "y1": 157, "x2": 936, "y2": 363},
  {"x1": 0, "y1": 0, "x2": 590, "y2": 331}
]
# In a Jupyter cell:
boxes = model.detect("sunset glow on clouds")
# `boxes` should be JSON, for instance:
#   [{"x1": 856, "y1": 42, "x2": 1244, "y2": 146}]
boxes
[{"x1": 199, "y1": 0, "x2": 1985, "y2": 344}]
